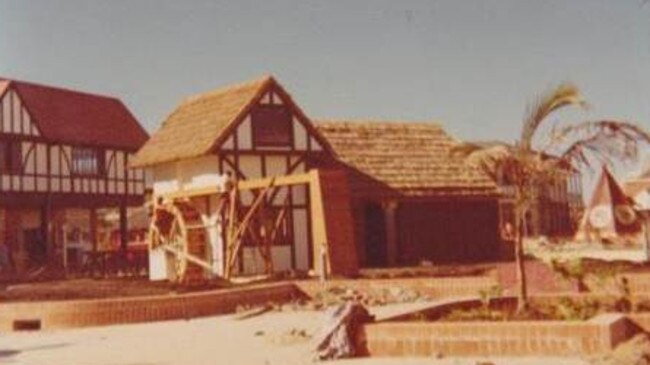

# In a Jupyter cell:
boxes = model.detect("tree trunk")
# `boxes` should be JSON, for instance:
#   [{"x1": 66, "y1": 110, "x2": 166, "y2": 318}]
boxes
[{"x1": 515, "y1": 213, "x2": 529, "y2": 313}]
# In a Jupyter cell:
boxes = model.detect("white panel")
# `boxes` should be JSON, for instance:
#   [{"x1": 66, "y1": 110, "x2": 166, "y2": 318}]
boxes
[
  {"x1": 22, "y1": 142, "x2": 34, "y2": 174},
  {"x1": 1, "y1": 176, "x2": 9, "y2": 189},
  {"x1": 36, "y1": 144, "x2": 47, "y2": 174},
  {"x1": 237, "y1": 116, "x2": 252, "y2": 150},
  {"x1": 259, "y1": 92, "x2": 271, "y2": 104},
  {"x1": 310, "y1": 137, "x2": 323, "y2": 151},
  {"x1": 98, "y1": 180, "x2": 105, "y2": 193},
  {"x1": 271, "y1": 92, "x2": 283, "y2": 105},
  {"x1": 36, "y1": 177, "x2": 47, "y2": 191},
  {"x1": 23, "y1": 176, "x2": 35, "y2": 191},
  {"x1": 239, "y1": 156, "x2": 262, "y2": 179},
  {"x1": 293, "y1": 208, "x2": 309, "y2": 270},
  {"x1": 11, "y1": 91, "x2": 21, "y2": 133},
  {"x1": 106, "y1": 151, "x2": 116, "y2": 178},
  {"x1": 12, "y1": 176, "x2": 19, "y2": 189},
  {"x1": 1, "y1": 95, "x2": 10, "y2": 132},
  {"x1": 108, "y1": 180, "x2": 115, "y2": 194},
  {"x1": 117, "y1": 182, "x2": 125, "y2": 194},
  {"x1": 222, "y1": 137, "x2": 234, "y2": 150},
  {"x1": 61, "y1": 147, "x2": 71, "y2": 175},
  {"x1": 116, "y1": 152, "x2": 125, "y2": 178},
  {"x1": 240, "y1": 190, "x2": 254, "y2": 206},
  {"x1": 293, "y1": 118, "x2": 308, "y2": 150},
  {"x1": 177, "y1": 155, "x2": 224, "y2": 192},
  {"x1": 265, "y1": 156, "x2": 287, "y2": 177},
  {"x1": 51, "y1": 178, "x2": 60, "y2": 192},
  {"x1": 62, "y1": 178, "x2": 71, "y2": 192},
  {"x1": 271, "y1": 246, "x2": 292, "y2": 271},
  {"x1": 152, "y1": 163, "x2": 179, "y2": 195},
  {"x1": 241, "y1": 246, "x2": 292, "y2": 274},
  {"x1": 21, "y1": 108, "x2": 30, "y2": 135},
  {"x1": 292, "y1": 184, "x2": 306, "y2": 205},
  {"x1": 50, "y1": 146, "x2": 60, "y2": 175}
]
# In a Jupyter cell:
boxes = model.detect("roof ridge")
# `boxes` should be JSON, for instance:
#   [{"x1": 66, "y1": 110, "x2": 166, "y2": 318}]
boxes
[
  {"x1": 181, "y1": 74, "x2": 274, "y2": 105},
  {"x1": 314, "y1": 119, "x2": 443, "y2": 128},
  {"x1": 0, "y1": 77, "x2": 122, "y2": 101}
]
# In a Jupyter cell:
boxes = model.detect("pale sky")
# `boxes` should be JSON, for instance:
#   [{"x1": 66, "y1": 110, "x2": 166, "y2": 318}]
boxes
[{"x1": 1, "y1": 0, "x2": 649, "y2": 195}]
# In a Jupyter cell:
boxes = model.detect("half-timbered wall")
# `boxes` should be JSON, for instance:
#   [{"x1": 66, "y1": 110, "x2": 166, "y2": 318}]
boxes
[
  {"x1": 150, "y1": 87, "x2": 329, "y2": 275},
  {"x1": 0, "y1": 88, "x2": 146, "y2": 198}
]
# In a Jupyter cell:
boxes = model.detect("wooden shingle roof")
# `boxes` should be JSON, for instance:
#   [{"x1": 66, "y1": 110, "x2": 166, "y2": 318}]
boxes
[
  {"x1": 131, "y1": 76, "x2": 273, "y2": 167},
  {"x1": 315, "y1": 120, "x2": 498, "y2": 197}
]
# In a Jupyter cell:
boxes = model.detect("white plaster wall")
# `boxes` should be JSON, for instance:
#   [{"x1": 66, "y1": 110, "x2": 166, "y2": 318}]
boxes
[
  {"x1": 237, "y1": 117, "x2": 252, "y2": 150},
  {"x1": 241, "y1": 245, "x2": 292, "y2": 275},
  {"x1": 292, "y1": 208, "x2": 309, "y2": 270},
  {"x1": 265, "y1": 156, "x2": 286, "y2": 177},
  {"x1": 294, "y1": 117, "x2": 308, "y2": 150},
  {"x1": 152, "y1": 163, "x2": 179, "y2": 195},
  {"x1": 239, "y1": 156, "x2": 262, "y2": 179},
  {"x1": 177, "y1": 155, "x2": 222, "y2": 191}
]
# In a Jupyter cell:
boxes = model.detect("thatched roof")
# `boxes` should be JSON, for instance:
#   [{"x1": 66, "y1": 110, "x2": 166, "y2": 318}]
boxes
[
  {"x1": 131, "y1": 76, "x2": 274, "y2": 167},
  {"x1": 315, "y1": 120, "x2": 498, "y2": 197}
]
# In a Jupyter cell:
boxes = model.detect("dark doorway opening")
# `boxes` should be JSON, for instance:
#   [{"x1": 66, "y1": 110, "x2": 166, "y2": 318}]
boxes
[
  {"x1": 363, "y1": 203, "x2": 387, "y2": 267},
  {"x1": 23, "y1": 228, "x2": 47, "y2": 267}
]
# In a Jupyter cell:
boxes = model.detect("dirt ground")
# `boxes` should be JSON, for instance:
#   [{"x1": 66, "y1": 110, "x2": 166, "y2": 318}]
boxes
[{"x1": 0, "y1": 304, "x2": 588, "y2": 365}]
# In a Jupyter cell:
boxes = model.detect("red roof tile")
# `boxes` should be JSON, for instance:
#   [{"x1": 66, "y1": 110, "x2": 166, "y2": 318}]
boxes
[{"x1": 1, "y1": 78, "x2": 148, "y2": 150}]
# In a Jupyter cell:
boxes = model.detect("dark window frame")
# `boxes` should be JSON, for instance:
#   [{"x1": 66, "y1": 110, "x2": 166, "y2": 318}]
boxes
[
  {"x1": 71, "y1": 146, "x2": 106, "y2": 177},
  {"x1": 0, "y1": 139, "x2": 23, "y2": 174},
  {"x1": 251, "y1": 105, "x2": 294, "y2": 148}
]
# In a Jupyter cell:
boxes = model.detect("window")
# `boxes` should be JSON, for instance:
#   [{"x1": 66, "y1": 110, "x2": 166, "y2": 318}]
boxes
[
  {"x1": 251, "y1": 105, "x2": 293, "y2": 147},
  {"x1": 0, "y1": 140, "x2": 22, "y2": 174},
  {"x1": 72, "y1": 147, "x2": 105, "y2": 176}
]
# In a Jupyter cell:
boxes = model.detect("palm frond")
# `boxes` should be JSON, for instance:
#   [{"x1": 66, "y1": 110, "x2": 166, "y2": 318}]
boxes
[
  {"x1": 553, "y1": 120, "x2": 650, "y2": 171},
  {"x1": 521, "y1": 83, "x2": 587, "y2": 149}
]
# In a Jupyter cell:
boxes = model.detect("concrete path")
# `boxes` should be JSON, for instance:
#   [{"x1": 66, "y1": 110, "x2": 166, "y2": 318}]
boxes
[{"x1": 0, "y1": 304, "x2": 587, "y2": 365}]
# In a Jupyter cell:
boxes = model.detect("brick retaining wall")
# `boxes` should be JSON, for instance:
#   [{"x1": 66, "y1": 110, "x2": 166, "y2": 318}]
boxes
[
  {"x1": 357, "y1": 313, "x2": 640, "y2": 357},
  {"x1": 296, "y1": 276, "x2": 498, "y2": 300},
  {"x1": 0, "y1": 282, "x2": 305, "y2": 331}
]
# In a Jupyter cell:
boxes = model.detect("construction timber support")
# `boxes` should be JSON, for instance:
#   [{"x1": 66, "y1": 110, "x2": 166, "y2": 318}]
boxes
[{"x1": 149, "y1": 169, "x2": 330, "y2": 283}]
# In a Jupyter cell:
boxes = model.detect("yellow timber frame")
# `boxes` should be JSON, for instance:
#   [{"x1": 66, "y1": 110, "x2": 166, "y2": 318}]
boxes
[{"x1": 151, "y1": 169, "x2": 329, "y2": 281}]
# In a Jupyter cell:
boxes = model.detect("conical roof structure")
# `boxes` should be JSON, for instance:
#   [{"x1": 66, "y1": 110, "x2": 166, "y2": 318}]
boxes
[{"x1": 575, "y1": 166, "x2": 641, "y2": 242}]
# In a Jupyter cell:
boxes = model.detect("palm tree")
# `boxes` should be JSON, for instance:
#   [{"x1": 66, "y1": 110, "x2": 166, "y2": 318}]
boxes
[{"x1": 453, "y1": 83, "x2": 650, "y2": 312}]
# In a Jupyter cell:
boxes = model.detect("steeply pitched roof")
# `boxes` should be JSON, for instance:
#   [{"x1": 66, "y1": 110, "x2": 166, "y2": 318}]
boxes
[
  {"x1": 0, "y1": 78, "x2": 148, "y2": 150},
  {"x1": 131, "y1": 76, "x2": 274, "y2": 167},
  {"x1": 589, "y1": 166, "x2": 633, "y2": 207},
  {"x1": 315, "y1": 120, "x2": 498, "y2": 197}
]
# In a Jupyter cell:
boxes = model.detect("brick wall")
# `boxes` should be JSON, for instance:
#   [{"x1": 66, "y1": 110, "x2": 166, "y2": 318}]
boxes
[
  {"x1": 357, "y1": 313, "x2": 639, "y2": 357},
  {"x1": 0, "y1": 282, "x2": 305, "y2": 331},
  {"x1": 296, "y1": 276, "x2": 498, "y2": 301}
]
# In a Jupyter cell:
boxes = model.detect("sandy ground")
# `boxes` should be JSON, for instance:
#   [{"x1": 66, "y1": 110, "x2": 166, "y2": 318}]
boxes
[{"x1": 0, "y1": 304, "x2": 588, "y2": 365}]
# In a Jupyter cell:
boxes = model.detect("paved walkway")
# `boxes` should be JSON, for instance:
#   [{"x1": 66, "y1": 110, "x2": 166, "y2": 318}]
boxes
[{"x1": 0, "y1": 303, "x2": 587, "y2": 365}]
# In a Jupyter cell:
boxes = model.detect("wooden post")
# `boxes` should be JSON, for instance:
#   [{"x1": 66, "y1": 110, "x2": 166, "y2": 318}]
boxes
[
  {"x1": 382, "y1": 201, "x2": 399, "y2": 266},
  {"x1": 119, "y1": 203, "x2": 128, "y2": 252},
  {"x1": 40, "y1": 202, "x2": 50, "y2": 262},
  {"x1": 89, "y1": 208, "x2": 98, "y2": 253},
  {"x1": 308, "y1": 170, "x2": 329, "y2": 277}
]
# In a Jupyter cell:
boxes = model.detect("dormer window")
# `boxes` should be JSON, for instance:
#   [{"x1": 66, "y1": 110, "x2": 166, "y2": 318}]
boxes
[
  {"x1": 71, "y1": 147, "x2": 105, "y2": 176},
  {"x1": 251, "y1": 105, "x2": 293, "y2": 147}
]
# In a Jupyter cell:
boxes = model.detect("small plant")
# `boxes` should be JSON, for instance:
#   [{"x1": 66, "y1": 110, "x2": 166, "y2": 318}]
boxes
[
  {"x1": 615, "y1": 276, "x2": 633, "y2": 313},
  {"x1": 550, "y1": 258, "x2": 589, "y2": 292}
]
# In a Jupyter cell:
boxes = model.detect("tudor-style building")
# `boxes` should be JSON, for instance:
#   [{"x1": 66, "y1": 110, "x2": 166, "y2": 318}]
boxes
[
  {"x1": 131, "y1": 76, "x2": 337, "y2": 275},
  {"x1": 0, "y1": 78, "x2": 149, "y2": 273},
  {"x1": 133, "y1": 76, "x2": 514, "y2": 275}
]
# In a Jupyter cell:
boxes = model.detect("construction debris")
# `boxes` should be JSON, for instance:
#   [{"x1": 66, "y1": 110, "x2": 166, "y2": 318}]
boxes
[{"x1": 313, "y1": 302, "x2": 373, "y2": 361}]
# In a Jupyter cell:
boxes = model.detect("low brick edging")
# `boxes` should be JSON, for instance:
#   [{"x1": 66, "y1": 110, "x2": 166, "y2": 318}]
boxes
[
  {"x1": 0, "y1": 282, "x2": 306, "y2": 331},
  {"x1": 296, "y1": 276, "x2": 498, "y2": 300},
  {"x1": 356, "y1": 313, "x2": 641, "y2": 357}
]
